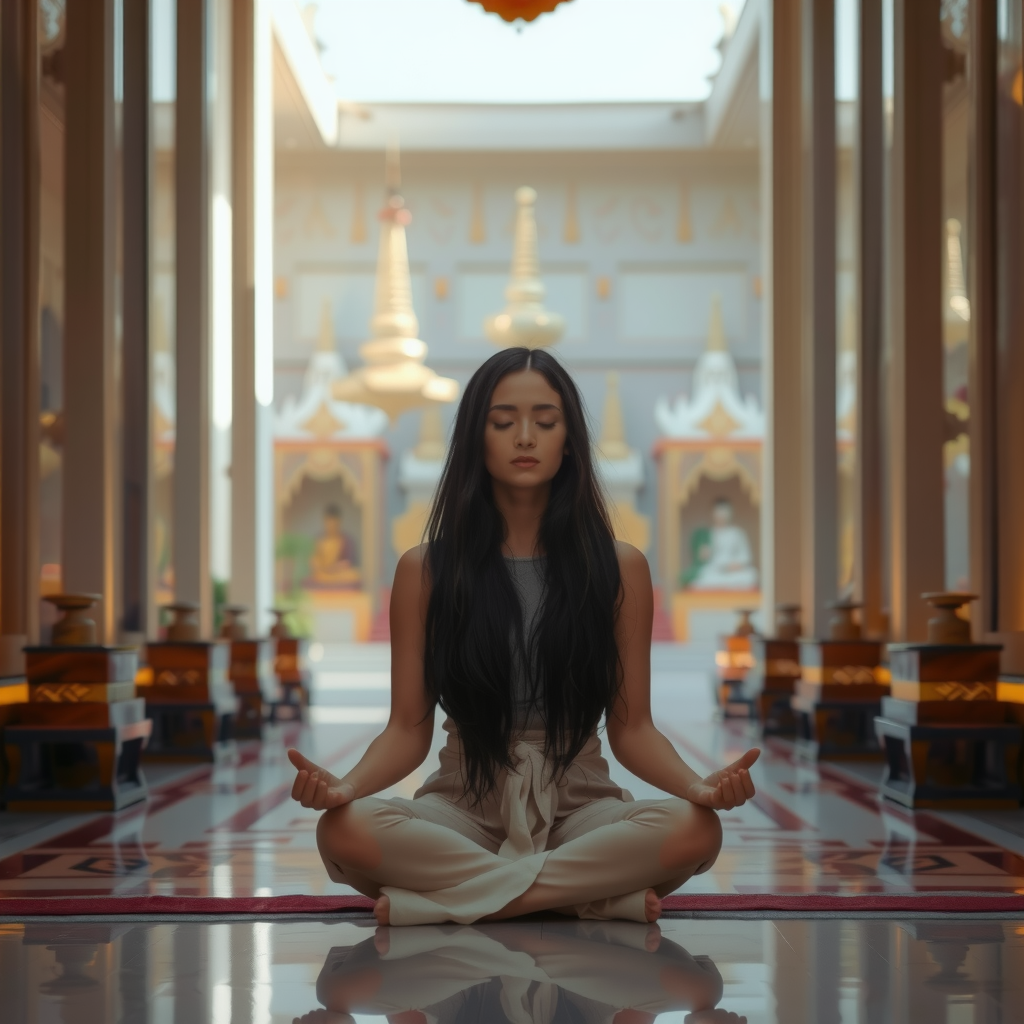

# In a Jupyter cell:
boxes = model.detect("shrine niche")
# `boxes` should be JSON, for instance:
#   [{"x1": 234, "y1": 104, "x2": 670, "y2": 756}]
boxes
[
  {"x1": 275, "y1": 302, "x2": 389, "y2": 643},
  {"x1": 653, "y1": 294, "x2": 763, "y2": 642}
]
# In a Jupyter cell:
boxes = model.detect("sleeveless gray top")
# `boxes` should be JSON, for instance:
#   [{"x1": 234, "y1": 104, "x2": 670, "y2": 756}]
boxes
[{"x1": 505, "y1": 554, "x2": 546, "y2": 728}]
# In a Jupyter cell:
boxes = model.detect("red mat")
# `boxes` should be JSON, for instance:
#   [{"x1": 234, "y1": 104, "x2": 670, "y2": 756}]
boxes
[{"x1": 4, "y1": 891, "x2": 1024, "y2": 917}]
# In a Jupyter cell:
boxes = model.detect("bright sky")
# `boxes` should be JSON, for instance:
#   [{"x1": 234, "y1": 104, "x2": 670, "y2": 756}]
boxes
[{"x1": 312, "y1": 0, "x2": 745, "y2": 105}]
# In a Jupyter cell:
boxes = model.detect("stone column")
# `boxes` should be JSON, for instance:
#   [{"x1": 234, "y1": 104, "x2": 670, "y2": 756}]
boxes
[
  {"x1": 799, "y1": 0, "x2": 838, "y2": 638},
  {"x1": 231, "y1": 0, "x2": 275, "y2": 636},
  {"x1": 0, "y1": 0, "x2": 41, "y2": 667},
  {"x1": 760, "y1": 0, "x2": 805, "y2": 632},
  {"x1": 969, "y1": 0, "x2": 997, "y2": 642},
  {"x1": 970, "y1": 0, "x2": 1024, "y2": 670},
  {"x1": 887, "y1": 0, "x2": 945, "y2": 641},
  {"x1": 855, "y1": 0, "x2": 886, "y2": 636},
  {"x1": 122, "y1": 0, "x2": 153, "y2": 643},
  {"x1": 175, "y1": 0, "x2": 213, "y2": 634},
  {"x1": 62, "y1": 0, "x2": 120, "y2": 644}
]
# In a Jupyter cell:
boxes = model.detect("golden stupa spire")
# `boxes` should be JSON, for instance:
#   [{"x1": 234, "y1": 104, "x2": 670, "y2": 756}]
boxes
[
  {"x1": 484, "y1": 187, "x2": 565, "y2": 349},
  {"x1": 707, "y1": 293, "x2": 727, "y2": 352},
  {"x1": 333, "y1": 148, "x2": 458, "y2": 421},
  {"x1": 598, "y1": 372, "x2": 630, "y2": 461}
]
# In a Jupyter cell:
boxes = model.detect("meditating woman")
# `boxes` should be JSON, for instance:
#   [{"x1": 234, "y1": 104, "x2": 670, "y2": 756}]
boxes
[{"x1": 288, "y1": 347, "x2": 760, "y2": 926}]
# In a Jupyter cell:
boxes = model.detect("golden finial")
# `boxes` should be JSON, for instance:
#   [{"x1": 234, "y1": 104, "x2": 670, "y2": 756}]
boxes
[
  {"x1": 707, "y1": 293, "x2": 727, "y2": 352},
  {"x1": 598, "y1": 372, "x2": 631, "y2": 461},
  {"x1": 317, "y1": 298, "x2": 334, "y2": 352},
  {"x1": 414, "y1": 405, "x2": 446, "y2": 461}
]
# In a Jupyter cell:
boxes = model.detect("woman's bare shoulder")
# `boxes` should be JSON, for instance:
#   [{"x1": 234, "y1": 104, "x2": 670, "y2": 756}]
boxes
[
  {"x1": 392, "y1": 544, "x2": 431, "y2": 615},
  {"x1": 397, "y1": 542, "x2": 429, "y2": 571},
  {"x1": 394, "y1": 543, "x2": 431, "y2": 591},
  {"x1": 614, "y1": 540, "x2": 651, "y2": 578}
]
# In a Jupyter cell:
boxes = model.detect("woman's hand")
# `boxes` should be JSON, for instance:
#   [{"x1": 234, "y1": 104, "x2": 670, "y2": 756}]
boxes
[
  {"x1": 288, "y1": 748, "x2": 356, "y2": 811},
  {"x1": 685, "y1": 749, "x2": 759, "y2": 810}
]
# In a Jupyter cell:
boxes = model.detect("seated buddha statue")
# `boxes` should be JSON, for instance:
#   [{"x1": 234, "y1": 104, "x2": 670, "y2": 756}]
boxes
[
  {"x1": 688, "y1": 498, "x2": 758, "y2": 591},
  {"x1": 307, "y1": 503, "x2": 362, "y2": 589}
]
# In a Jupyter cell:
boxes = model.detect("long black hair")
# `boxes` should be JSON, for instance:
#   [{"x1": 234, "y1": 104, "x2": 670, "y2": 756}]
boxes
[{"x1": 423, "y1": 347, "x2": 622, "y2": 803}]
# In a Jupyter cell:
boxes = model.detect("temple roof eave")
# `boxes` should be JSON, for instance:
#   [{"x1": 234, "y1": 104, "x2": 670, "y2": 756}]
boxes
[
  {"x1": 653, "y1": 393, "x2": 764, "y2": 440},
  {"x1": 275, "y1": 391, "x2": 389, "y2": 441}
]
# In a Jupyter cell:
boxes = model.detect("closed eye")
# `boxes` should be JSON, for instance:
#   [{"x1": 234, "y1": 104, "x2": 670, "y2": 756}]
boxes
[
  {"x1": 491, "y1": 421, "x2": 514, "y2": 429},
  {"x1": 537, "y1": 421, "x2": 557, "y2": 430}
]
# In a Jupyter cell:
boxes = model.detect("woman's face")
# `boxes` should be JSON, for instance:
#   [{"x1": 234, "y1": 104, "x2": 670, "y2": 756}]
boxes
[{"x1": 484, "y1": 369, "x2": 568, "y2": 491}]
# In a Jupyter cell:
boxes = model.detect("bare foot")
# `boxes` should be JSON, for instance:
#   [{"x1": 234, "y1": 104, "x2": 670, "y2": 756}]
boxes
[
  {"x1": 373, "y1": 927, "x2": 390, "y2": 955},
  {"x1": 644, "y1": 923, "x2": 662, "y2": 952},
  {"x1": 644, "y1": 889, "x2": 662, "y2": 923},
  {"x1": 373, "y1": 894, "x2": 390, "y2": 926}
]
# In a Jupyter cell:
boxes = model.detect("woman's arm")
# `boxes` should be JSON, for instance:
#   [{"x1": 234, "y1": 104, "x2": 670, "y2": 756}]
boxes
[
  {"x1": 288, "y1": 545, "x2": 435, "y2": 810},
  {"x1": 604, "y1": 543, "x2": 759, "y2": 810}
]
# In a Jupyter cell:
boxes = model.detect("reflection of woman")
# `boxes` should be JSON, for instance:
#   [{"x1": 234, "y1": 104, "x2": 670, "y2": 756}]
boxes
[
  {"x1": 301, "y1": 922, "x2": 743, "y2": 1024},
  {"x1": 289, "y1": 348, "x2": 759, "y2": 926}
]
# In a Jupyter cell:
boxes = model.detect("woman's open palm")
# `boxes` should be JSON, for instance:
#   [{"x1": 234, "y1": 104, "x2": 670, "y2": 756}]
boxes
[
  {"x1": 288, "y1": 748, "x2": 356, "y2": 811},
  {"x1": 685, "y1": 748, "x2": 759, "y2": 810}
]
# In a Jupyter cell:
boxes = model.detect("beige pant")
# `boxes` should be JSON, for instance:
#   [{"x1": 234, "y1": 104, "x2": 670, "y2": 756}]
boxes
[{"x1": 318, "y1": 719, "x2": 715, "y2": 925}]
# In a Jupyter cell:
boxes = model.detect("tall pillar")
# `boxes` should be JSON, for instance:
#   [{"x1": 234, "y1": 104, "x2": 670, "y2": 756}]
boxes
[
  {"x1": 887, "y1": 0, "x2": 945, "y2": 641},
  {"x1": 210, "y1": 0, "x2": 235, "y2": 618},
  {"x1": 968, "y1": 0, "x2": 997, "y2": 641},
  {"x1": 231, "y1": 0, "x2": 275, "y2": 636},
  {"x1": 122, "y1": 0, "x2": 153, "y2": 643},
  {"x1": 800, "y1": 0, "x2": 838, "y2": 637},
  {"x1": 175, "y1": 0, "x2": 213, "y2": 634},
  {"x1": 855, "y1": 0, "x2": 885, "y2": 636},
  {"x1": 760, "y1": 0, "x2": 805, "y2": 631},
  {"x1": 62, "y1": 0, "x2": 120, "y2": 644},
  {"x1": 0, "y1": 0, "x2": 40, "y2": 668},
  {"x1": 971, "y1": 0, "x2": 1024, "y2": 670}
]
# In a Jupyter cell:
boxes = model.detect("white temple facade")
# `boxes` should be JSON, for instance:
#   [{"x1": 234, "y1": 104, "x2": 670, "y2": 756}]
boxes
[{"x1": 275, "y1": 302, "x2": 390, "y2": 444}]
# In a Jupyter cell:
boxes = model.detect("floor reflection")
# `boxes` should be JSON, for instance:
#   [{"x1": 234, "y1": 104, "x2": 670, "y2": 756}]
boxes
[
  {"x1": 3, "y1": 916, "x2": 1024, "y2": 1022},
  {"x1": 303, "y1": 921, "x2": 740, "y2": 1024}
]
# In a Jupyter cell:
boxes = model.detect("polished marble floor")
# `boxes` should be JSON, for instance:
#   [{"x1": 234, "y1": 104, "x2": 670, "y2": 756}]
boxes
[
  {"x1": 3, "y1": 916, "x2": 1024, "y2": 1022},
  {"x1": 5, "y1": 644, "x2": 1024, "y2": 1022},
  {"x1": 3, "y1": 643, "x2": 1024, "y2": 902}
]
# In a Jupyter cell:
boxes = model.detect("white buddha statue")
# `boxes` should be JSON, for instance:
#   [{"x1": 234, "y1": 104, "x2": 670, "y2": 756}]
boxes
[{"x1": 690, "y1": 498, "x2": 758, "y2": 591}]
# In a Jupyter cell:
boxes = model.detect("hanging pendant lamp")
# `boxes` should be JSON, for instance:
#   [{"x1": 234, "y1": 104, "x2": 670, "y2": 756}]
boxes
[{"x1": 467, "y1": 1, "x2": 575, "y2": 24}]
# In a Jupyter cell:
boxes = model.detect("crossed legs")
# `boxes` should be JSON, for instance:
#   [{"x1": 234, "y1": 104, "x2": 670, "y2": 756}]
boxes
[{"x1": 315, "y1": 795, "x2": 722, "y2": 925}]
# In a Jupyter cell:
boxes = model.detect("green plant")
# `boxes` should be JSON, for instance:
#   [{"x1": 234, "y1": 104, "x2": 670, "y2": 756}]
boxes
[
  {"x1": 276, "y1": 532, "x2": 315, "y2": 593},
  {"x1": 212, "y1": 577, "x2": 228, "y2": 634}
]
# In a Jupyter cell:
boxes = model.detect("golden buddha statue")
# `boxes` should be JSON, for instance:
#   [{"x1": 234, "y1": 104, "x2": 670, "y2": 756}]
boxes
[{"x1": 307, "y1": 503, "x2": 362, "y2": 589}]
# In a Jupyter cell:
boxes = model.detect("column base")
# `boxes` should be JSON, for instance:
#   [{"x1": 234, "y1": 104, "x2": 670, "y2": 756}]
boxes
[
  {"x1": 0, "y1": 634, "x2": 27, "y2": 677},
  {"x1": 874, "y1": 716, "x2": 1023, "y2": 809}
]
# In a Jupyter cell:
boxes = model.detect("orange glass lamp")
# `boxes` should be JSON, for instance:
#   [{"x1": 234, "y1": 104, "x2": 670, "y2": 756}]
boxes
[
  {"x1": 715, "y1": 610, "x2": 757, "y2": 719},
  {"x1": 468, "y1": 1, "x2": 574, "y2": 23},
  {"x1": 743, "y1": 603, "x2": 803, "y2": 736}
]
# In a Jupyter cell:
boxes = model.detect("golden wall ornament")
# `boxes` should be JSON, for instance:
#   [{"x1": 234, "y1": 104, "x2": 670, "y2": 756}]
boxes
[{"x1": 467, "y1": 0, "x2": 575, "y2": 23}]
